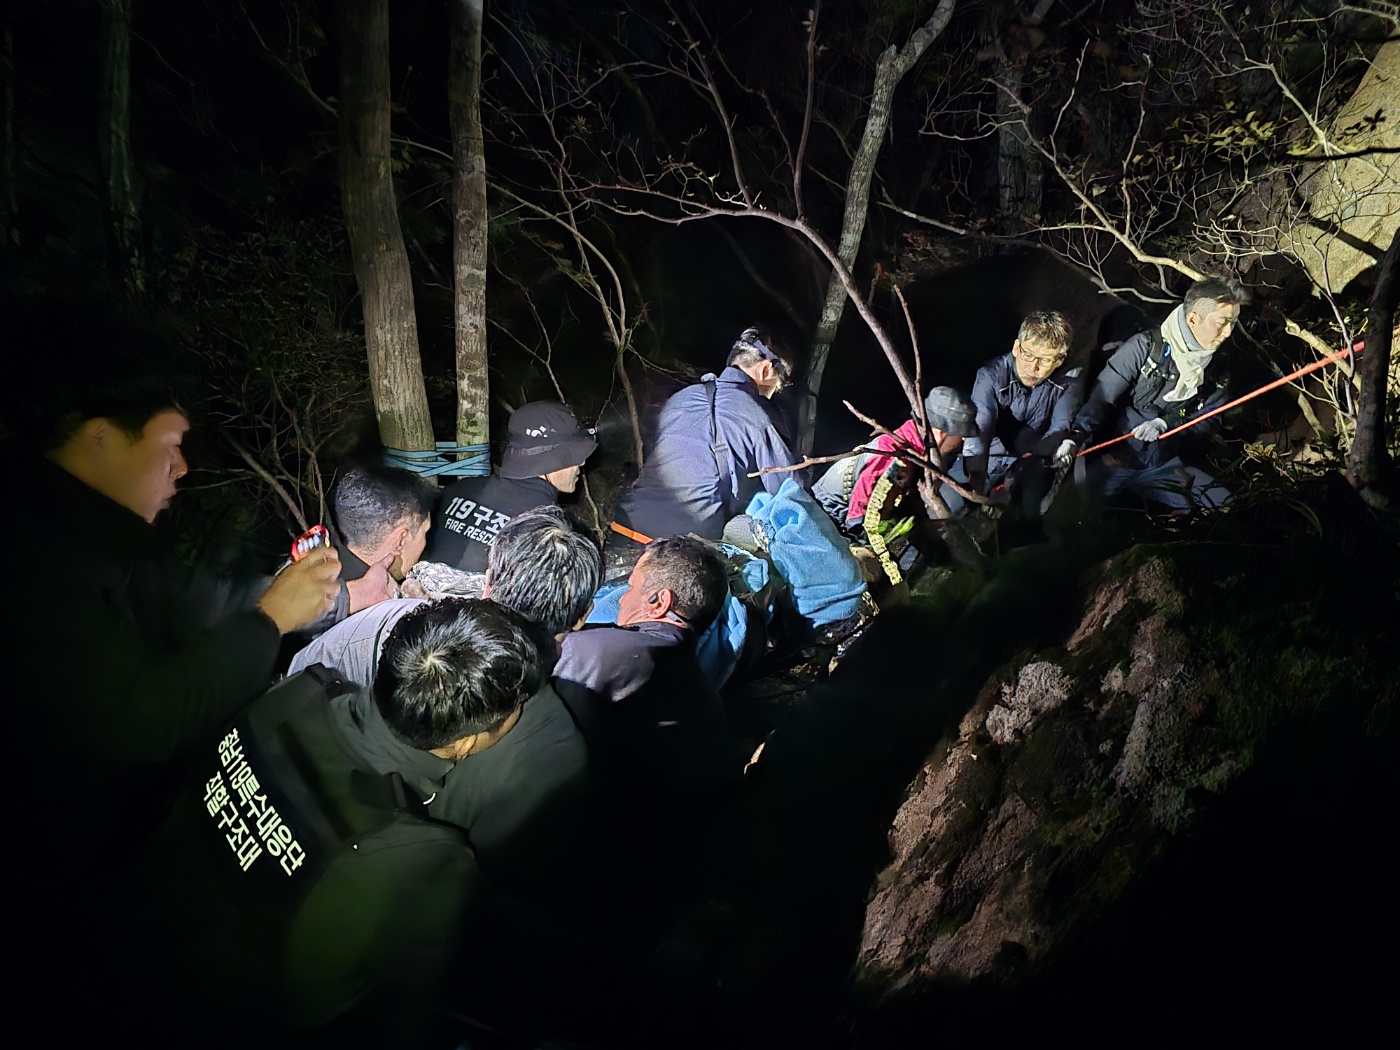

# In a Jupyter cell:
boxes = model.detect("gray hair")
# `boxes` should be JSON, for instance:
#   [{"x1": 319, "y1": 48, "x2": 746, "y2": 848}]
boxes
[
  {"x1": 486, "y1": 505, "x2": 603, "y2": 634},
  {"x1": 639, "y1": 535, "x2": 729, "y2": 634},
  {"x1": 1184, "y1": 277, "x2": 1245, "y2": 317}
]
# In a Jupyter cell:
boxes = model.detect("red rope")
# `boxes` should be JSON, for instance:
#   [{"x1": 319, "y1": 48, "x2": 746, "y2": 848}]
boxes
[{"x1": 1076, "y1": 341, "x2": 1364, "y2": 457}]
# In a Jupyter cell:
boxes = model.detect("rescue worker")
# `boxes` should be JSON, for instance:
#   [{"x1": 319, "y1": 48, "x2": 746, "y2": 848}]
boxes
[
  {"x1": 325, "y1": 465, "x2": 436, "y2": 616},
  {"x1": 812, "y1": 386, "x2": 976, "y2": 585},
  {"x1": 612, "y1": 326, "x2": 799, "y2": 544},
  {"x1": 420, "y1": 401, "x2": 597, "y2": 576},
  {"x1": 295, "y1": 465, "x2": 438, "y2": 639},
  {"x1": 1, "y1": 325, "x2": 341, "y2": 831},
  {"x1": 289, "y1": 506, "x2": 605, "y2": 902},
  {"x1": 953, "y1": 310, "x2": 1084, "y2": 515},
  {"x1": 142, "y1": 598, "x2": 553, "y2": 1043},
  {"x1": 555, "y1": 535, "x2": 734, "y2": 798},
  {"x1": 1065, "y1": 276, "x2": 1242, "y2": 511},
  {"x1": 0, "y1": 316, "x2": 341, "y2": 1035}
]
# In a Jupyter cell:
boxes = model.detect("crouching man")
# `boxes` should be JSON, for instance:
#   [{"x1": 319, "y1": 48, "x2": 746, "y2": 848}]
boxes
[
  {"x1": 557, "y1": 535, "x2": 735, "y2": 798},
  {"x1": 956, "y1": 310, "x2": 1084, "y2": 517},
  {"x1": 139, "y1": 598, "x2": 553, "y2": 1045},
  {"x1": 1065, "y1": 277, "x2": 1242, "y2": 512}
]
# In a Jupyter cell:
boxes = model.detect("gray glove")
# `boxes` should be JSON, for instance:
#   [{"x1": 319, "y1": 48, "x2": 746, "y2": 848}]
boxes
[
  {"x1": 1054, "y1": 439, "x2": 1078, "y2": 468},
  {"x1": 1131, "y1": 417, "x2": 1169, "y2": 443}
]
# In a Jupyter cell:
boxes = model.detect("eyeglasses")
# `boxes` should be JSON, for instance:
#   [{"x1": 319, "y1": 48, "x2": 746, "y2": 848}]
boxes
[{"x1": 1014, "y1": 342, "x2": 1067, "y2": 369}]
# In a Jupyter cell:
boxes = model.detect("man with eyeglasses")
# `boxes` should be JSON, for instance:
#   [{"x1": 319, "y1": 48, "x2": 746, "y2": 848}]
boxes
[
  {"x1": 612, "y1": 326, "x2": 800, "y2": 543},
  {"x1": 956, "y1": 311, "x2": 1084, "y2": 513}
]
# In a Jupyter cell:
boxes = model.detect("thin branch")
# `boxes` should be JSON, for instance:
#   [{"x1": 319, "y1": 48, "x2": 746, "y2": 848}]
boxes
[
  {"x1": 842, "y1": 401, "x2": 992, "y2": 505},
  {"x1": 793, "y1": 0, "x2": 821, "y2": 219},
  {"x1": 228, "y1": 437, "x2": 308, "y2": 531}
]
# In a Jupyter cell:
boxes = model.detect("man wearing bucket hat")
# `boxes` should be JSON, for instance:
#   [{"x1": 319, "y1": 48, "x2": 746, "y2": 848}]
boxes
[
  {"x1": 612, "y1": 326, "x2": 800, "y2": 544},
  {"x1": 421, "y1": 401, "x2": 598, "y2": 574}
]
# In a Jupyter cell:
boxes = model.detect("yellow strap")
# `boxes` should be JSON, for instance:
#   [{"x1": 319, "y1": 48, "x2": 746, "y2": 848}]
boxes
[{"x1": 864, "y1": 474, "x2": 903, "y2": 585}]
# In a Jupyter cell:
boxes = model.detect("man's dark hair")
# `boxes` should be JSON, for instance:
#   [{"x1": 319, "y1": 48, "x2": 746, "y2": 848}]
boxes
[
  {"x1": 727, "y1": 326, "x2": 792, "y2": 379},
  {"x1": 332, "y1": 466, "x2": 436, "y2": 549},
  {"x1": 487, "y1": 505, "x2": 603, "y2": 635},
  {"x1": 640, "y1": 535, "x2": 729, "y2": 634},
  {"x1": 1184, "y1": 277, "x2": 1245, "y2": 316},
  {"x1": 373, "y1": 598, "x2": 555, "y2": 749},
  {"x1": 4, "y1": 309, "x2": 188, "y2": 453}
]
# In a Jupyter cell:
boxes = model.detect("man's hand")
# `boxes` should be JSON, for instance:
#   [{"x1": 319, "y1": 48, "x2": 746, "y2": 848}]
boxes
[
  {"x1": 1054, "y1": 439, "x2": 1078, "y2": 468},
  {"x1": 258, "y1": 547, "x2": 341, "y2": 635},
  {"x1": 1132, "y1": 417, "x2": 1169, "y2": 443},
  {"x1": 346, "y1": 554, "x2": 399, "y2": 614}
]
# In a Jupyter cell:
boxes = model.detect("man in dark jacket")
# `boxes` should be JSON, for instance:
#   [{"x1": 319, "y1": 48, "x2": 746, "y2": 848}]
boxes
[
  {"x1": 556, "y1": 535, "x2": 735, "y2": 799},
  {"x1": 0, "y1": 328, "x2": 342, "y2": 1035},
  {"x1": 1066, "y1": 276, "x2": 1243, "y2": 511},
  {"x1": 421, "y1": 401, "x2": 597, "y2": 574},
  {"x1": 326, "y1": 464, "x2": 436, "y2": 614},
  {"x1": 287, "y1": 506, "x2": 605, "y2": 902},
  {"x1": 141, "y1": 598, "x2": 551, "y2": 1044},
  {"x1": 612, "y1": 327, "x2": 799, "y2": 542},
  {"x1": 2, "y1": 351, "x2": 341, "y2": 830},
  {"x1": 941, "y1": 311, "x2": 1084, "y2": 518}
]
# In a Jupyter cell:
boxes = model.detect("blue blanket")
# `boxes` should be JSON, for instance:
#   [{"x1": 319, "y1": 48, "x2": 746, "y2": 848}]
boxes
[{"x1": 744, "y1": 479, "x2": 867, "y2": 628}]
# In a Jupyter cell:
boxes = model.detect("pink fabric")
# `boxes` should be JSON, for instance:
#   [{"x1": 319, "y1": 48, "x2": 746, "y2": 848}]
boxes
[{"x1": 847, "y1": 418, "x2": 924, "y2": 522}]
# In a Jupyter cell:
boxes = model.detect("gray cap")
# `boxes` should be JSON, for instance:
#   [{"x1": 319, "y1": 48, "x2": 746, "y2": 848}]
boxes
[{"x1": 923, "y1": 386, "x2": 977, "y2": 437}]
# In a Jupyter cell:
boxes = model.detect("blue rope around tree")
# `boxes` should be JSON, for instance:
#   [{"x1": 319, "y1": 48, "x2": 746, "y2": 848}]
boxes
[{"x1": 383, "y1": 442, "x2": 491, "y2": 478}]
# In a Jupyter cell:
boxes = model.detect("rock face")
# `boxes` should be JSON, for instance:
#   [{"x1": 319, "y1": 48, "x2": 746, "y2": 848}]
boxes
[{"x1": 857, "y1": 551, "x2": 1246, "y2": 993}]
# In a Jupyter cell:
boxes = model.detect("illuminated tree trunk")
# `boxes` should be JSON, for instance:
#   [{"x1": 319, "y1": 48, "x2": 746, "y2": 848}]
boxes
[
  {"x1": 1348, "y1": 226, "x2": 1400, "y2": 496},
  {"x1": 449, "y1": 0, "x2": 489, "y2": 456},
  {"x1": 98, "y1": 0, "x2": 143, "y2": 295},
  {"x1": 800, "y1": 0, "x2": 956, "y2": 456},
  {"x1": 339, "y1": 0, "x2": 434, "y2": 453}
]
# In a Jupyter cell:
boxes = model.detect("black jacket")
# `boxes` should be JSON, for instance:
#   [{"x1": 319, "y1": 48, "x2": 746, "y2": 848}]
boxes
[
  {"x1": 141, "y1": 674, "x2": 482, "y2": 1042},
  {"x1": 3, "y1": 455, "x2": 281, "y2": 834},
  {"x1": 422, "y1": 473, "x2": 558, "y2": 572},
  {"x1": 1073, "y1": 330, "x2": 1228, "y2": 468}
]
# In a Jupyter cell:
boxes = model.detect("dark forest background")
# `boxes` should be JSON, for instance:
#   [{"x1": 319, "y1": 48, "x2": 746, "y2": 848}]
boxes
[{"x1": 2, "y1": 2, "x2": 1398, "y2": 1044}]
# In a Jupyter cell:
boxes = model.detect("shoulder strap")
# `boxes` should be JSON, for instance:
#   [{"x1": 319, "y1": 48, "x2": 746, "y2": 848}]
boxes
[{"x1": 702, "y1": 373, "x2": 738, "y2": 497}]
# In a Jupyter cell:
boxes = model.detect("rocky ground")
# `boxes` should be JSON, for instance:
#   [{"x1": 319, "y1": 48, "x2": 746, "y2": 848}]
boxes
[{"x1": 711, "y1": 471, "x2": 1398, "y2": 1046}]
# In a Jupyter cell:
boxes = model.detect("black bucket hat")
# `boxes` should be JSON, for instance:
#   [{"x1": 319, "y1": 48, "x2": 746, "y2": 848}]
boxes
[{"x1": 499, "y1": 401, "x2": 598, "y2": 480}]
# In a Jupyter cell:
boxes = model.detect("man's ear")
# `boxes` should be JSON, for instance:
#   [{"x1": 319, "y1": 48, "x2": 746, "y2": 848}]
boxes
[
  {"x1": 387, "y1": 522, "x2": 410, "y2": 554},
  {"x1": 653, "y1": 587, "x2": 676, "y2": 618},
  {"x1": 82, "y1": 418, "x2": 112, "y2": 451}
]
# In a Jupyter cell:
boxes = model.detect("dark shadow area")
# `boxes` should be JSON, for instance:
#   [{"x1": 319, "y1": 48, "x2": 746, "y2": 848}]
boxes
[
  {"x1": 851, "y1": 728, "x2": 1398, "y2": 1047},
  {"x1": 715, "y1": 528, "x2": 1115, "y2": 1047}
]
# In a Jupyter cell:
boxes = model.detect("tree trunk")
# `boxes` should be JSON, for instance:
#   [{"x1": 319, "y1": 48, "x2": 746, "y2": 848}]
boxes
[
  {"x1": 339, "y1": 0, "x2": 435, "y2": 453},
  {"x1": 1, "y1": 11, "x2": 16, "y2": 237},
  {"x1": 98, "y1": 0, "x2": 143, "y2": 296},
  {"x1": 1348, "y1": 225, "x2": 1400, "y2": 494},
  {"x1": 996, "y1": 57, "x2": 1042, "y2": 220},
  {"x1": 449, "y1": 0, "x2": 489, "y2": 462},
  {"x1": 800, "y1": 0, "x2": 956, "y2": 455}
]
